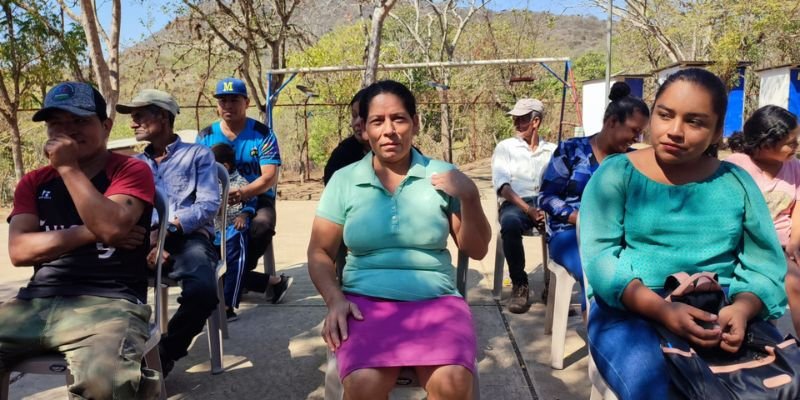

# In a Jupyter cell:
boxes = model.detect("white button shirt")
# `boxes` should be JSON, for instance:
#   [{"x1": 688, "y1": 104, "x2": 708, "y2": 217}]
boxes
[{"x1": 491, "y1": 136, "x2": 557, "y2": 203}]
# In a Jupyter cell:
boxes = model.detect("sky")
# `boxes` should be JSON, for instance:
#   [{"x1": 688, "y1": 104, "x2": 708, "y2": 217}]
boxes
[{"x1": 104, "y1": 0, "x2": 605, "y2": 49}]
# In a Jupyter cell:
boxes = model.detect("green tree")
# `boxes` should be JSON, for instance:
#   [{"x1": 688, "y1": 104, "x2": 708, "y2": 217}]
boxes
[
  {"x1": 0, "y1": 1, "x2": 86, "y2": 182},
  {"x1": 285, "y1": 23, "x2": 366, "y2": 176},
  {"x1": 388, "y1": 0, "x2": 490, "y2": 162},
  {"x1": 180, "y1": 0, "x2": 309, "y2": 112},
  {"x1": 572, "y1": 51, "x2": 606, "y2": 82},
  {"x1": 596, "y1": 0, "x2": 800, "y2": 80},
  {"x1": 17, "y1": 0, "x2": 123, "y2": 117}
]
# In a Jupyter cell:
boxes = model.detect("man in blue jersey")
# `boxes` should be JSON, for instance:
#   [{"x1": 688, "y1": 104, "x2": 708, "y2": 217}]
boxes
[{"x1": 197, "y1": 78, "x2": 292, "y2": 303}]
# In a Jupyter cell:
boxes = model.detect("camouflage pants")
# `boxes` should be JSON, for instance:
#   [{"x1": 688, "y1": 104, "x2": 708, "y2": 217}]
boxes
[{"x1": 0, "y1": 296, "x2": 159, "y2": 399}]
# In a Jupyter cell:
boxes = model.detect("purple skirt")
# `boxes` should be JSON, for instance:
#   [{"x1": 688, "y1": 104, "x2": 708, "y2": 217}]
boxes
[{"x1": 335, "y1": 293, "x2": 477, "y2": 380}]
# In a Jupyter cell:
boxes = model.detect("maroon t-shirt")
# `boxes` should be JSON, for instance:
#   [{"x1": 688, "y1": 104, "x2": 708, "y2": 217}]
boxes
[{"x1": 7, "y1": 152, "x2": 155, "y2": 303}]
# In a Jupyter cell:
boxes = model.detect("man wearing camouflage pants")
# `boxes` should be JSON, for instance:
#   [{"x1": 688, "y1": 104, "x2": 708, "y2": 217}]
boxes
[{"x1": 1, "y1": 82, "x2": 160, "y2": 399}]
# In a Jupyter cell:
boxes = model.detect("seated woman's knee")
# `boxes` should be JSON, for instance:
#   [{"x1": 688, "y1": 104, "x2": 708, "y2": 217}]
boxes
[
  {"x1": 342, "y1": 368, "x2": 398, "y2": 398},
  {"x1": 424, "y1": 365, "x2": 473, "y2": 400}
]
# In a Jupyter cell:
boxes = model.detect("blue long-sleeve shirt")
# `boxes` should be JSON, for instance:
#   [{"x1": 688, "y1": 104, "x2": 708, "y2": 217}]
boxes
[
  {"x1": 135, "y1": 135, "x2": 220, "y2": 236},
  {"x1": 539, "y1": 136, "x2": 599, "y2": 235}
]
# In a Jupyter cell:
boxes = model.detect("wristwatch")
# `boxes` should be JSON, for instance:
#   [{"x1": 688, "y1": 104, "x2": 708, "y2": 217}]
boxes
[{"x1": 167, "y1": 223, "x2": 182, "y2": 235}]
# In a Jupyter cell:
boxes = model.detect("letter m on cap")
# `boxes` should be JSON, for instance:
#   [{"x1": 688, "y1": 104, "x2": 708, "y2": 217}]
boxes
[{"x1": 224, "y1": 82, "x2": 233, "y2": 92}]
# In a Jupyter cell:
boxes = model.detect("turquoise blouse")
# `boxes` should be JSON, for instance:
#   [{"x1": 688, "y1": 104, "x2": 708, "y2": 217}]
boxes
[
  {"x1": 316, "y1": 149, "x2": 461, "y2": 301},
  {"x1": 580, "y1": 154, "x2": 787, "y2": 319}
]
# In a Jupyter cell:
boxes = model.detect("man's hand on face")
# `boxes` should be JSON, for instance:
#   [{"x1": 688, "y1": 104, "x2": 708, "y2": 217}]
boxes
[{"x1": 44, "y1": 135, "x2": 80, "y2": 170}]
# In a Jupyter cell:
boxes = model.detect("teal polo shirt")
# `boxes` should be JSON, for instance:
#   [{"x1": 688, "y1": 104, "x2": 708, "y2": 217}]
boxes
[{"x1": 317, "y1": 149, "x2": 462, "y2": 301}]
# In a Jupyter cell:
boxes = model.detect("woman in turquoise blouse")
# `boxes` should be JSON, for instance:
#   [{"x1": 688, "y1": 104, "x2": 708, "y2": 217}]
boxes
[
  {"x1": 580, "y1": 68, "x2": 788, "y2": 399},
  {"x1": 307, "y1": 80, "x2": 491, "y2": 400}
]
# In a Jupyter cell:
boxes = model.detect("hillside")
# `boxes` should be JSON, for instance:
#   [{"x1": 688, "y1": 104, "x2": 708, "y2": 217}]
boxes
[
  {"x1": 0, "y1": 3, "x2": 606, "y2": 205},
  {"x1": 115, "y1": 4, "x2": 605, "y2": 121}
]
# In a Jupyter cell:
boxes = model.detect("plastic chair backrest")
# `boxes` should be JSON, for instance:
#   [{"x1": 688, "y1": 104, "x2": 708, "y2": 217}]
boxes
[
  {"x1": 576, "y1": 217, "x2": 590, "y2": 309},
  {"x1": 262, "y1": 166, "x2": 280, "y2": 276},
  {"x1": 152, "y1": 189, "x2": 169, "y2": 332},
  {"x1": 215, "y1": 163, "x2": 230, "y2": 266}
]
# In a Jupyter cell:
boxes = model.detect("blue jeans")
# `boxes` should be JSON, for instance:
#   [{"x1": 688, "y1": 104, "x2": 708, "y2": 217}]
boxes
[
  {"x1": 588, "y1": 291, "x2": 784, "y2": 399},
  {"x1": 499, "y1": 197, "x2": 537, "y2": 286},
  {"x1": 548, "y1": 229, "x2": 586, "y2": 310},
  {"x1": 588, "y1": 296, "x2": 671, "y2": 399},
  {"x1": 161, "y1": 232, "x2": 219, "y2": 361}
]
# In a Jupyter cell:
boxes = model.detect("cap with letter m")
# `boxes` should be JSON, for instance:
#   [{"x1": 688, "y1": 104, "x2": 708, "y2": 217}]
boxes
[{"x1": 215, "y1": 77, "x2": 248, "y2": 98}]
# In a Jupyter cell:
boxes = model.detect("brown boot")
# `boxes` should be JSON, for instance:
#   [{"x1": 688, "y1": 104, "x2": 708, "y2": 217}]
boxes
[{"x1": 508, "y1": 283, "x2": 531, "y2": 314}]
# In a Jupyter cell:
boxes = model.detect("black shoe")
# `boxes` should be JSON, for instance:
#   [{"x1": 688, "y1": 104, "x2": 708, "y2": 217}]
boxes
[
  {"x1": 271, "y1": 274, "x2": 293, "y2": 304},
  {"x1": 264, "y1": 284, "x2": 274, "y2": 302},
  {"x1": 226, "y1": 308, "x2": 239, "y2": 322}
]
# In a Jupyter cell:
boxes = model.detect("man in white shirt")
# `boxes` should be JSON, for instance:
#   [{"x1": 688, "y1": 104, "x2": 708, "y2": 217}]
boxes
[{"x1": 491, "y1": 98, "x2": 557, "y2": 313}]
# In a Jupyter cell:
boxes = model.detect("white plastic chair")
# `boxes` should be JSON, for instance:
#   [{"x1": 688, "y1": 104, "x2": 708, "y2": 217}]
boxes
[
  {"x1": 157, "y1": 162, "x2": 229, "y2": 375},
  {"x1": 543, "y1": 257, "x2": 577, "y2": 370},
  {"x1": 0, "y1": 189, "x2": 172, "y2": 400},
  {"x1": 323, "y1": 251, "x2": 481, "y2": 400}
]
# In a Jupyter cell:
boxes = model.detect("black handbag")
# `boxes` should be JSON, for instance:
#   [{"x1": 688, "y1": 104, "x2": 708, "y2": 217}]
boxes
[{"x1": 656, "y1": 272, "x2": 800, "y2": 400}]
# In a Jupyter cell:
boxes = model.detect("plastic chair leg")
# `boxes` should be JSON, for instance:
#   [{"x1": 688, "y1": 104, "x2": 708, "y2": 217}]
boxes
[
  {"x1": 158, "y1": 284, "x2": 169, "y2": 334},
  {"x1": 473, "y1": 366, "x2": 481, "y2": 400},
  {"x1": 324, "y1": 349, "x2": 344, "y2": 400},
  {"x1": 263, "y1": 241, "x2": 276, "y2": 277},
  {"x1": 550, "y1": 265, "x2": 576, "y2": 370},
  {"x1": 216, "y1": 273, "x2": 228, "y2": 340},
  {"x1": 588, "y1": 350, "x2": 618, "y2": 399},
  {"x1": 590, "y1": 385, "x2": 604, "y2": 400},
  {"x1": 0, "y1": 369, "x2": 10, "y2": 400},
  {"x1": 206, "y1": 311, "x2": 225, "y2": 375},
  {"x1": 550, "y1": 270, "x2": 575, "y2": 369},
  {"x1": 544, "y1": 268, "x2": 557, "y2": 335},
  {"x1": 493, "y1": 233, "x2": 505, "y2": 299},
  {"x1": 143, "y1": 346, "x2": 168, "y2": 400}
]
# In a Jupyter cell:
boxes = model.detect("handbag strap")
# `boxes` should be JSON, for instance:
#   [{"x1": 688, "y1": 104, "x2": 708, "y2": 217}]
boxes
[{"x1": 665, "y1": 272, "x2": 722, "y2": 301}]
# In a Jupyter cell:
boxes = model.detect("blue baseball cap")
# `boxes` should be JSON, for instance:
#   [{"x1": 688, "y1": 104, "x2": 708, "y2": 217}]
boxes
[
  {"x1": 32, "y1": 82, "x2": 107, "y2": 122},
  {"x1": 214, "y1": 78, "x2": 248, "y2": 98}
]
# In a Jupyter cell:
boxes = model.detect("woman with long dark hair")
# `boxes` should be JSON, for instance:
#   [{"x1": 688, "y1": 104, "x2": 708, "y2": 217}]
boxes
[{"x1": 580, "y1": 69, "x2": 788, "y2": 399}]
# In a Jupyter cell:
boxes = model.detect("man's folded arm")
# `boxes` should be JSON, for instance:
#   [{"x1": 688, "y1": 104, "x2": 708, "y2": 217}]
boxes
[
  {"x1": 9, "y1": 193, "x2": 147, "y2": 266},
  {"x1": 9, "y1": 213, "x2": 97, "y2": 266}
]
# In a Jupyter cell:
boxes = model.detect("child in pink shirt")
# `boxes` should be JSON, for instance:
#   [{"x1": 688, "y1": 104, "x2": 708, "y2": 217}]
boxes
[{"x1": 727, "y1": 105, "x2": 800, "y2": 336}]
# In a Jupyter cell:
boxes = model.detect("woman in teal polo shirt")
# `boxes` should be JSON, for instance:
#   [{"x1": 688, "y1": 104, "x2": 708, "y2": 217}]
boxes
[{"x1": 307, "y1": 80, "x2": 491, "y2": 400}]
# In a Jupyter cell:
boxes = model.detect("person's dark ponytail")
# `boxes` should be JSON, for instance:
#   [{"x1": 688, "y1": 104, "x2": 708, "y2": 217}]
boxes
[
  {"x1": 727, "y1": 105, "x2": 798, "y2": 156},
  {"x1": 608, "y1": 81, "x2": 631, "y2": 102},
  {"x1": 727, "y1": 131, "x2": 746, "y2": 153},
  {"x1": 603, "y1": 81, "x2": 649, "y2": 124}
]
